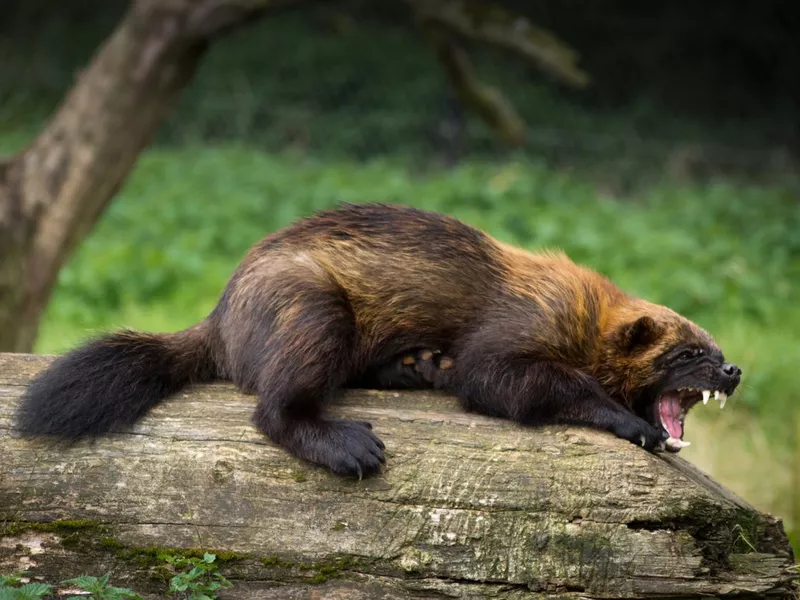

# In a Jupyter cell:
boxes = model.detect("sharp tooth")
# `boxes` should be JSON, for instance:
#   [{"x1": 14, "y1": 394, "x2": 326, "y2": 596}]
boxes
[
  {"x1": 665, "y1": 437, "x2": 692, "y2": 451},
  {"x1": 702, "y1": 390, "x2": 710, "y2": 405},
  {"x1": 719, "y1": 392, "x2": 727, "y2": 409},
  {"x1": 714, "y1": 390, "x2": 719, "y2": 401}
]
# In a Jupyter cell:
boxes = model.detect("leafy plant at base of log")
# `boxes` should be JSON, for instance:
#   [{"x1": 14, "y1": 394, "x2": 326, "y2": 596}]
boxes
[
  {"x1": 159, "y1": 553, "x2": 232, "y2": 600},
  {"x1": 0, "y1": 555, "x2": 232, "y2": 600},
  {"x1": 0, "y1": 571, "x2": 141, "y2": 600}
]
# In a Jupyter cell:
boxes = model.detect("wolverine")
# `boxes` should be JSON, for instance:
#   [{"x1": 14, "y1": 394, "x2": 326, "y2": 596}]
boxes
[{"x1": 15, "y1": 203, "x2": 742, "y2": 477}]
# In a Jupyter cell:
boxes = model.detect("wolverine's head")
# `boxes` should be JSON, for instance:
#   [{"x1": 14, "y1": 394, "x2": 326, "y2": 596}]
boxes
[{"x1": 600, "y1": 306, "x2": 742, "y2": 453}]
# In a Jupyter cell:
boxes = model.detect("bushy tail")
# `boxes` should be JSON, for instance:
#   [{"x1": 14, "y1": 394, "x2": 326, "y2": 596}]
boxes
[{"x1": 14, "y1": 323, "x2": 216, "y2": 439}]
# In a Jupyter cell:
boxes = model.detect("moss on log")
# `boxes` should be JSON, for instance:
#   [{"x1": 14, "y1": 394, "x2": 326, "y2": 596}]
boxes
[{"x1": 0, "y1": 352, "x2": 796, "y2": 598}]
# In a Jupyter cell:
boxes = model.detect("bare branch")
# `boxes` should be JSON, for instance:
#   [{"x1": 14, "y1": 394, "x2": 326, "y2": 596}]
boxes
[
  {"x1": 426, "y1": 25, "x2": 526, "y2": 146},
  {"x1": 407, "y1": 0, "x2": 589, "y2": 89}
]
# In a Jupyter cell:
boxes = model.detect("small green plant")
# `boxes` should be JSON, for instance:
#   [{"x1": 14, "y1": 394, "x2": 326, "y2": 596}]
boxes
[
  {"x1": 0, "y1": 571, "x2": 142, "y2": 600},
  {"x1": 61, "y1": 574, "x2": 141, "y2": 600},
  {"x1": 0, "y1": 572, "x2": 52, "y2": 600},
  {"x1": 160, "y1": 553, "x2": 232, "y2": 600}
]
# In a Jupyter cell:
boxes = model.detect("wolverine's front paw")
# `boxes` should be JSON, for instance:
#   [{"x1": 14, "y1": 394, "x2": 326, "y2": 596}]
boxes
[
  {"x1": 612, "y1": 418, "x2": 669, "y2": 452},
  {"x1": 310, "y1": 419, "x2": 386, "y2": 478}
]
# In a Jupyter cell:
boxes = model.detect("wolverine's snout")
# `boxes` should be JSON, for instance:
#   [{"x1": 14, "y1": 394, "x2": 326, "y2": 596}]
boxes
[
  {"x1": 720, "y1": 362, "x2": 742, "y2": 390},
  {"x1": 721, "y1": 362, "x2": 742, "y2": 378}
]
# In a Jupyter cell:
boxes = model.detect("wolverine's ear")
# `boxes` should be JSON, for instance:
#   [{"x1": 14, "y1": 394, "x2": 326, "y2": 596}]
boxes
[{"x1": 614, "y1": 316, "x2": 664, "y2": 354}]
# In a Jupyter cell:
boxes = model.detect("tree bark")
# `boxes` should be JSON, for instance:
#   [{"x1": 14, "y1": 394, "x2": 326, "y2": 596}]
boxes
[
  {"x1": 0, "y1": 353, "x2": 795, "y2": 599},
  {"x1": 0, "y1": 0, "x2": 299, "y2": 353}
]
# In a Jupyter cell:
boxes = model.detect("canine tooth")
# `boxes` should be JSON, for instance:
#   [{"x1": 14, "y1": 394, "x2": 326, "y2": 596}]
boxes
[
  {"x1": 719, "y1": 392, "x2": 727, "y2": 409},
  {"x1": 702, "y1": 390, "x2": 710, "y2": 405},
  {"x1": 665, "y1": 437, "x2": 692, "y2": 451}
]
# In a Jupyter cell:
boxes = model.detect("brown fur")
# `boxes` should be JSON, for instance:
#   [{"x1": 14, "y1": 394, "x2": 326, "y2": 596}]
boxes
[{"x1": 15, "y1": 203, "x2": 740, "y2": 477}]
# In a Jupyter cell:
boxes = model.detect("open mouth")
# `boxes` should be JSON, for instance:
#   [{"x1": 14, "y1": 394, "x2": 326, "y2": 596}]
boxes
[{"x1": 656, "y1": 387, "x2": 729, "y2": 452}]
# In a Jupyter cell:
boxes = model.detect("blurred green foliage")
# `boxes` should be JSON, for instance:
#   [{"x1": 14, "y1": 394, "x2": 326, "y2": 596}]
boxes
[{"x1": 2, "y1": 3, "x2": 797, "y2": 189}]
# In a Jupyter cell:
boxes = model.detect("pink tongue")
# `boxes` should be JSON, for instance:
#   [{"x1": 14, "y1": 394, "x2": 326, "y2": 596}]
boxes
[{"x1": 659, "y1": 393, "x2": 683, "y2": 439}]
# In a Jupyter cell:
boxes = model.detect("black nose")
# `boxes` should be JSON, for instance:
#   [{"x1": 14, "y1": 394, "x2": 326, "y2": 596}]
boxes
[
  {"x1": 722, "y1": 363, "x2": 741, "y2": 377},
  {"x1": 722, "y1": 363, "x2": 742, "y2": 379}
]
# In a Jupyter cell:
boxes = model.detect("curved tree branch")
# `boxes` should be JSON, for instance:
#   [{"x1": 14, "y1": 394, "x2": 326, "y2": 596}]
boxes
[
  {"x1": 426, "y1": 25, "x2": 527, "y2": 146},
  {"x1": 407, "y1": 0, "x2": 590, "y2": 89},
  {"x1": 405, "y1": 0, "x2": 589, "y2": 147}
]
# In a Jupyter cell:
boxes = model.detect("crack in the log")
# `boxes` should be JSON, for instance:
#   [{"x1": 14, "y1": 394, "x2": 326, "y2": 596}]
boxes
[
  {"x1": 625, "y1": 519, "x2": 685, "y2": 532},
  {"x1": 61, "y1": 519, "x2": 261, "y2": 529},
  {"x1": 229, "y1": 572, "x2": 540, "y2": 596}
]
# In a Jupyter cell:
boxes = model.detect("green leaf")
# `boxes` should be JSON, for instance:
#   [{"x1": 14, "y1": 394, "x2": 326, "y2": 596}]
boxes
[
  {"x1": 0, "y1": 574, "x2": 27, "y2": 587},
  {"x1": 14, "y1": 583, "x2": 53, "y2": 599},
  {"x1": 61, "y1": 575, "x2": 97, "y2": 589}
]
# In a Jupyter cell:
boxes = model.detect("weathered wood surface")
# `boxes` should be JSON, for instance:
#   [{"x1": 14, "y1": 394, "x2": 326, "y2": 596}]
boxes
[{"x1": 0, "y1": 352, "x2": 796, "y2": 599}]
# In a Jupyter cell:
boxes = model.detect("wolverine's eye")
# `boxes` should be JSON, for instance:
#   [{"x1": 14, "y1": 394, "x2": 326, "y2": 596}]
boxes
[{"x1": 676, "y1": 348, "x2": 703, "y2": 362}]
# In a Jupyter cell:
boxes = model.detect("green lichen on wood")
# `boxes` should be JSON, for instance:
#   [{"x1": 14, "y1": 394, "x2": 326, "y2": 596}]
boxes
[
  {"x1": 259, "y1": 553, "x2": 363, "y2": 584},
  {"x1": 99, "y1": 536, "x2": 124, "y2": 550},
  {"x1": 115, "y1": 545, "x2": 250, "y2": 566},
  {"x1": 0, "y1": 518, "x2": 105, "y2": 537},
  {"x1": 729, "y1": 509, "x2": 779, "y2": 555},
  {"x1": 2, "y1": 520, "x2": 250, "y2": 572},
  {"x1": 307, "y1": 556, "x2": 362, "y2": 584}
]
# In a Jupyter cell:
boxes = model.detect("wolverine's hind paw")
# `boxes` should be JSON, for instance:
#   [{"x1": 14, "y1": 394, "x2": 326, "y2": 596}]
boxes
[{"x1": 400, "y1": 349, "x2": 455, "y2": 388}]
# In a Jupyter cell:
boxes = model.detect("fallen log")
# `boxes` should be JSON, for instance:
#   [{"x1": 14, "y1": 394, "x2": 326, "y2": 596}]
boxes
[{"x1": 0, "y1": 352, "x2": 796, "y2": 599}]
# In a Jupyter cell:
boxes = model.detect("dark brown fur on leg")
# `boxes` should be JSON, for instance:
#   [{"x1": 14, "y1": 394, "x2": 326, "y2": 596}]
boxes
[
  {"x1": 219, "y1": 266, "x2": 385, "y2": 478},
  {"x1": 443, "y1": 347, "x2": 668, "y2": 450}
]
